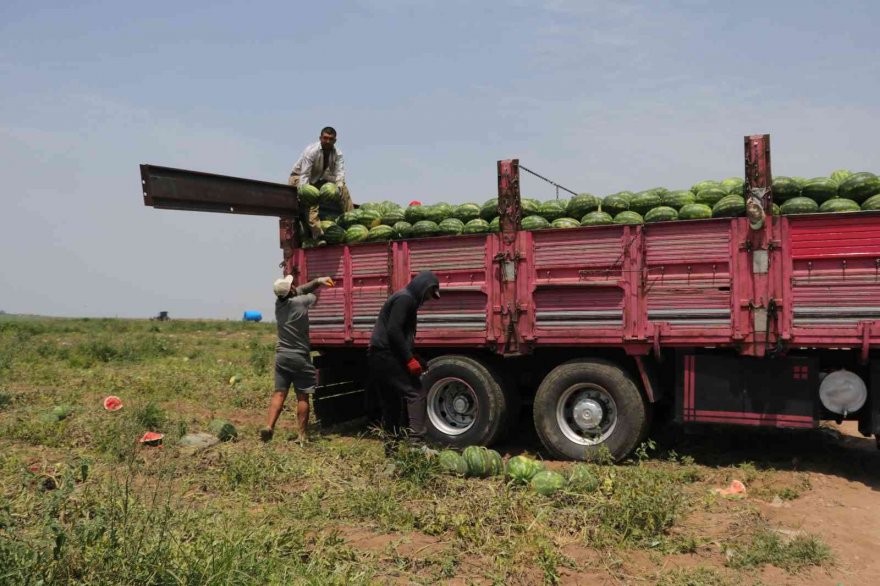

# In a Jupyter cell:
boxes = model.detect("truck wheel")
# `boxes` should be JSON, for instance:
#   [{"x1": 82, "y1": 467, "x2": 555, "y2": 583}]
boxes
[
  {"x1": 533, "y1": 359, "x2": 648, "y2": 461},
  {"x1": 423, "y1": 355, "x2": 513, "y2": 448}
]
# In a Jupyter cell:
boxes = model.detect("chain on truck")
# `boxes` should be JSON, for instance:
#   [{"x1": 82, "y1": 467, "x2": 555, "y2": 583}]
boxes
[{"x1": 139, "y1": 134, "x2": 880, "y2": 461}]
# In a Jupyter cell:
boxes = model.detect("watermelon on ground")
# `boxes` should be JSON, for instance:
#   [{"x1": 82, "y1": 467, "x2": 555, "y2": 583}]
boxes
[
  {"x1": 567, "y1": 464, "x2": 599, "y2": 493},
  {"x1": 404, "y1": 204, "x2": 429, "y2": 224},
  {"x1": 819, "y1": 198, "x2": 860, "y2": 213},
  {"x1": 506, "y1": 456, "x2": 545, "y2": 484},
  {"x1": 438, "y1": 450, "x2": 468, "y2": 476},
  {"x1": 208, "y1": 419, "x2": 237, "y2": 441},
  {"x1": 392, "y1": 221, "x2": 413, "y2": 239},
  {"x1": 462, "y1": 446, "x2": 492, "y2": 478},
  {"x1": 522, "y1": 215, "x2": 550, "y2": 231},
  {"x1": 298, "y1": 184, "x2": 320, "y2": 207},
  {"x1": 580, "y1": 211, "x2": 613, "y2": 226},
  {"x1": 772, "y1": 176, "x2": 801, "y2": 201},
  {"x1": 319, "y1": 183, "x2": 339, "y2": 204},
  {"x1": 463, "y1": 218, "x2": 490, "y2": 234},
  {"x1": 614, "y1": 211, "x2": 644, "y2": 225},
  {"x1": 567, "y1": 193, "x2": 600, "y2": 218},
  {"x1": 367, "y1": 225, "x2": 395, "y2": 241},
  {"x1": 530, "y1": 470, "x2": 566, "y2": 496},
  {"x1": 480, "y1": 198, "x2": 498, "y2": 220},
  {"x1": 538, "y1": 200, "x2": 567, "y2": 221},
  {"x1": 800, "y1": 177, "x2": 839, "y2": 204},
  {"x1": 660, "y1": 190, "x2": 695, "y2": 209},
  {"x1": 678, "y1": 203, "x2": 713, "y2": 220},
  {"x1": 344, "y1": 224, "x2": 370, "y2": 243},
  {"x1": 601, "y1": 194, "x2": 630, "y2": 215},
  {"x1": 550, "y1": 217, "x2": 580, "y2": 229},
  {"x1": 453, "y1": 203, "x2": 481, "y2": 222},
  {"x1": 438, "y1": 218, "x2": 465, "y2": 235},
  {"x1": 712, "y1": 195, "x2": 746, "y2": 218},
  {"x1": 411, "y1": 220, "x2": 440, "y2": 237},
  {"x1": 780, "y1": 197, "x2": 819, "y2": 215},
  {"x1": 694, "y1": 187, "x2": 727, "y2": 207},
  {"x1": 486, "y1": 449, "x2": 504, "y2": 477},
  {"x1": 629, "y1": 191, "x2": 662, "y2": 215},
  {"x1": 861, "y1": 194, "x2": 880, "y2": 211},
  {"x1": 839, "y1": 172, "x2": 880, "y2": 203},
  {"x1": 644, "y1": 206, "x2": 678, "y2": 223}
]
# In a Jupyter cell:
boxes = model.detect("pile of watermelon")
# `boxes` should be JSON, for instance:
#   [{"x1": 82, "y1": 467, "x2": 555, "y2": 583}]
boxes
[{"x1": 310, "y1": 170, "x2": 880, "y2": 245}]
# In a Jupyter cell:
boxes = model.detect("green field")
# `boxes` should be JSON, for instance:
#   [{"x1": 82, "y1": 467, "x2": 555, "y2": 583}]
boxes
[{"x1": 0, "y1": 317, "x2": 854, "y2": 585}]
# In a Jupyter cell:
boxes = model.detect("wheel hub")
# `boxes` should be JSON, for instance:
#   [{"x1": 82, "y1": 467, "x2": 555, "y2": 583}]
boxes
[
  {"x1": 427, "y1": 377, "x2": 479, "y2": 436},
  {"x1": 452, "y1": 395, "x2": 470, "y2": 414},
  {"x1": 572, "y1": 398, "x2": 604, "y2": 430}
]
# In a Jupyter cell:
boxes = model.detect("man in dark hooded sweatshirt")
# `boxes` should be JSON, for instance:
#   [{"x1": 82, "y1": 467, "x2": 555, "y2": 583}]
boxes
[{"x1": 368, "y1": 270, "x2": 441, "y2": 447}]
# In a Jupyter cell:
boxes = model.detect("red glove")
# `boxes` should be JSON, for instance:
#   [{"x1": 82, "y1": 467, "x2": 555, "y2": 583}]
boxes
[{"x1": 406, "y1": 357, "x2": 423, "y2": 376}]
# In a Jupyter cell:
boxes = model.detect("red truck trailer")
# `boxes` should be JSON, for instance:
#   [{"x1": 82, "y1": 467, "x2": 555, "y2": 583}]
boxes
[{"x1": 140, "y1": 135, "x2": 880, "y2": 460}]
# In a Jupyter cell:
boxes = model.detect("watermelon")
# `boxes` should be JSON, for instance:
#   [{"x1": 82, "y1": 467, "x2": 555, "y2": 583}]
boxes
[
  {"x1": 506, "y1": 455, "x2": 545, "y2": 484},
  {"x1": 139, "y1": 432, "x2": 164, "y2": 446},
  {"x1": 522, "y1": 198, "x2": 541, "y2": 215},
  {"x1": 463, "y1": 218, "x2": 490, "y2": 234},
  {"x1": 629, "y1": 191, "x2": 662, "y2": 215},
  {"x1": 298, "y1": 184, "x2": 321, "y2": 207},
  {"x1": 792, "y1": 176, "x2": 808, "y2": 189},
  {"x1": 819, "y1": 198, "x2": 860, "y2": 213},
  {"x1": 338, "y1": 209, "x2": 363, "y2": 228},
  {"x1": 647, "y1": 187, "x2": 669, "y2": 197},
  {"x1": 522, "y1": 215, "x2": 550, "y2": 231},
  {"x1": 567, "y1": 193, "x2": 600, "y2": 218},
  {"x1": 772, "y1": 176, "x2": 801, "y2": 201},
  {"x1": 43, "y1": 405, "x2": 72, "y2": 423},
  {"x1": 432, "y1": 203, "x2": 454, "y2": 221},
  {"x1": 694, "y1": 187, "x2": 727, "y2": 207},
  {"x1": 438, "y1": 450, "x2": 468, "y2": 476},
  {"x1": 411, "y1": 220, "x2": 440, "y2": 237},
  {"x1": 486, "y1": 449, "x2": 504, "y2": 477},
  {"x1": 537, "y1": 200, "x2": 567, "y2": 221},
  {"x1": 613, "y1": 211, "x2": 644, "y2": 225},
  {"x1": 381, "y1": 208, "x2": 406, "y2": 226},
  {"x1": 367, "y1": 225, "x2": 395, "y2": 241},
  {"x1": 601, "y1": 194, "x2": 630, "y2": 216},
  {"x1": 208, "y1": 419, "x2": 237, "y2": 442},
  {"x1": 344, "y1": 224, "x2": 369, "y2": 243},
  {"x1": 321, "y1": 221, "x2": 346, "y2": 245},
  {"x1": 103, "y1": 396, "x2": 123, "y2": 411},
  {"x1": 839, "y1": 172, "x2": 880, "y2": 203},
  {"x1": 771, "y1": 203, "x2": 781, "y2": 216},
  {"x1": 379, "y1": 201, "x2": 401, "y2": 215},
  {"x1": 861, "y1": 194, "x2": 880, "y2": 211},
  {"x1": 319, "y1": 183, "x2": 339, "y2": 204},
  {"x1": 660, "y1": 190, "x2": 695, "y2": 209},
  {"x1": 644, "y1": 206, "x2": 678, "y2": 223},
  {"x1": 780, "y1": 196, "x2": 819, "y2": 215},
  {"x1": 580, "y1": 211, "x2": 613, "y2": 226},
  {"x1": 530, "y1": 470, "x2": 566, "y2": 496},
  {"x1": 462, "y1": 446, "x2": 492, "y2": 478},
  {"x1": 438, "y1": 218, "x2": 465, "y2": 236},
  {"x1": 606, "y1": 190, "x2": 634, "y2": 203},
  {"x1": 392, "y1": 221, "x2": 413, "y2": 239},
  {"x1": 712, "y1": 195, "x2": 746, "y2": 218},
  {"x1": 550, "y1": 217, "x2": 581, "y2": 229},
  {"x1": 453, "y1": 203, "x2": 481, "y2": 223},
  {"x1": 800, "y1": 177, "x2": 839, "y2": 203},
  {"x1": 830, "y1": 169, "x2": 852, "y2": 185},
  {"x1": 489, "y1": 216, "x2": 501, "y2": 232},
  {"x1": 567, "y1": 464, "x2": 599, "y2": 493},
  {"x1": 357, "y1": 209, "x2": 382, "y2": 228},
  {"x1": 404, "y1": 204, "x2": 429, "y2": 224},
  {"x1": 691, "y1": 180, "x2": 720, "y2": 194},
  {"x1": 678, "y1": 203, "x2": 713, "y2": 220},
  {"x1": 721, "y1": 177, "x2": 745, "y2": 194},
  {"x1": 479, "y1": 198, "x2": 498, "y2": 220}
]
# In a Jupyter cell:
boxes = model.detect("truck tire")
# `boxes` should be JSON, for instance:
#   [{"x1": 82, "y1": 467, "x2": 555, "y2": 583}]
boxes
[
  {"x1": 423, "y1": 355, "x2": 514, "y2": 448},
  {"x1": 533, "y1": 359, "x2": 648, "y2": 461}
]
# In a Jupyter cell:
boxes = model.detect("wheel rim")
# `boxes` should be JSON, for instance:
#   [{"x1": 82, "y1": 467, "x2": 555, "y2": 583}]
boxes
[
  {"x1": 427, "y1": 377, "x2": 478, "y2": 436},
  {"x1": 556, "y1": 383, "x2": 617, "y2": 445}
]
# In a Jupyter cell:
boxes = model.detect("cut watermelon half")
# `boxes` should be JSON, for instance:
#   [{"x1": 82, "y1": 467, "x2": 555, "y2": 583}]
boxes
[
  {"x1": 139, "y1": 432, "x2": 164, "y2": 446},
  {"x1": 103, "y1": 395, "x2": 123, "y2": 411}
]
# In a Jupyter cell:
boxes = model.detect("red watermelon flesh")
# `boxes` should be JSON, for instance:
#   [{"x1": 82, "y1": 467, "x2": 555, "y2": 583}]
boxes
[
  {"x1": 139, "y1": 432, "x2": 164, "y2": 445},
  {"x1": 103, "y1": 396, "x2": 123, "y2": 411}
]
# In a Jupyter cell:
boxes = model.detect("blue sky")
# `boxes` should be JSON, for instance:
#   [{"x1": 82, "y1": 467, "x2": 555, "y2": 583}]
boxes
[{"x1": 2, "y1": 0, "x2": 879, "y2": 318}]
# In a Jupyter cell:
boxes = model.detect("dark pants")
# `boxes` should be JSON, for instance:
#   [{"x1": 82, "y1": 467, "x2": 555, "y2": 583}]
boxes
[{"x1": 367, "y1": 350, "x2": 427, "y2": 440}]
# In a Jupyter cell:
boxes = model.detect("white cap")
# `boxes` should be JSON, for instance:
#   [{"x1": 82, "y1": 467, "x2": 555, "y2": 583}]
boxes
[{"x1": 273, "y1": 275, "x2": 295, "y2": 297}]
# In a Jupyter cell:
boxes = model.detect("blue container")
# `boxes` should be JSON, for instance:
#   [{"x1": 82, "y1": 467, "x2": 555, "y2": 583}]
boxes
[{"x1": 242, "y1": 311, "x2": 263, "y2": 322}]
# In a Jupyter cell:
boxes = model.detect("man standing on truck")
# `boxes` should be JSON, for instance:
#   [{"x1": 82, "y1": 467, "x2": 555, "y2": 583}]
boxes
[
  {"x1": 367, "y1": 271, "x2": 441, "y2": 451},
  {"x1": 261, "y1": 273, "x2": 334, "y2": 446},
  {"x1": 288, "y1": 126, "x2": 354, "y2": 242}
]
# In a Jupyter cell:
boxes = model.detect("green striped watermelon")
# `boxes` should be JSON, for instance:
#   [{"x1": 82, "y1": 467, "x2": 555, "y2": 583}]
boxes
[
  {"x1": 522, "y1": 215, "x2": 550, "y2": 231},
  {"x1": 411, "y1": 220, "x2": 440, "y2": 237},
  {"x1": 550, "y1": 217, "x2": 580, "y2": 229},
  {"x1": 661, "y1": 190, "x2": 695, "y2": 209},
  {"x1": 381, "y1": 208, "x2": 406, "y2": 226},
  {"x1": 463, "y1": 446, "x2": 492, "y2": 478},
  {"x1": 830, "y1": 169, "x2": 852, "y2": 185},
  {"x1": 404, "y1": 204, "x2": 429, "y2": 224},
  {"x1": 298, "y1": 184, "x2": 321, "y2": 207},
  {"x1": 522, "y1": 198, "x2": 541, "y2": 215},
  {"x1": 321, "y1": 221, "x2": 346, "y2": 244},
  {"x1": 358, "y1": 209, "x2": 383, "y2": 228},
  {"x1": 691, "y1": 180, "x2": 720, "y2": 194},
  {"x1": 567, "y1": 193, "x2": 600, "y2": 218},
  {"x1": 613, "y1": 211, "x2": 644, "y2": 225},
  {"x1": 319, "y1": 183, "x2": 339, "y2": 204},
  {"x1": 489, "y1": 216, "x2": 501, "y2": 232},
  {"x1": 506, "y1": 455, "x2": 545, "y2": 484},
  {"x1": 453, "y1": 203, "x2": 481, "y2": 222},
  {"x1": 800, "y1": 177, "x2": 839, "y2": 203},
  {"x1": 538, "y1": 200, "x2": 567, "y2": 221},
  {"x1": 392, "y1": 221, "x2": 412, "y2": 238},
  {"x1": 367, "y1": 225, "x2": 395, "y2": 241},
  {"x1": 839, "y1": 172, "x2": 880, "y2": 203},
  {"x1": 567, "y1": 464, "x2": 599, "y2": 493},
  {"x1": 712, "y1": 195, "x2": 746, "y2": 218},
  {"x1": 780, "y1": 197, "x2": 819, "y2": 215},
  {"x1": 601, "y1": 194, "x2": 630, "y2": 215},
  {"x1": 694, "y1": 187, "x2": 727, "y2": 207},
  {"x1": 480, "y1": 198, "x2": 498, "y2": 220},
  {"x1": 344, "y1": 224, "x2": 369, "y2": 243},
  {"x1": 644, "y1": 206, "x2": 678, "y2": 223},
  {"x1": 580, "y1": 211, "x2": 614, "y2": 226},
  {"x1": 771, "y1": 202, "x2": 781, "y2": 216},
  {"x1": 678, "y1": 203, "x2": 713, "y2": 220},
  {"x1": 819, "y1": 198, "x2": 860, "y2": 213},
  {"x1": 721, "y1": 177, "x2": 744, "y2": 194},
  {"x1": 463, "y1": 218, "x2": 490, "y2": 234},
  {"x1": 530, "y1": 470, "x2": 566, "y2": 496},
  {"x1": 861, "y1": 194, "x2": 880, "y2": 211},
  {"x1": 772, "y1": 176, "x2": 801, "y2": 201},
  {"x1": 438, "y1": 450, "x2": 468, "y2": 476},
  {"x1": 629, "y1": 191, "x2": 662, "y2": 215},
  {"x1": 438, "y1": 218, "x2": 465, "y2": 235}
]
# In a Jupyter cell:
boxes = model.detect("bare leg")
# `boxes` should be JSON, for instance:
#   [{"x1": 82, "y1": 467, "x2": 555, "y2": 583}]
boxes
[
  {"x1": 296, "y1": 392, "x2": 310, "y2": 445},
  {"x1": 261, "y1": 390, "x2": 289, "y2": 441}
]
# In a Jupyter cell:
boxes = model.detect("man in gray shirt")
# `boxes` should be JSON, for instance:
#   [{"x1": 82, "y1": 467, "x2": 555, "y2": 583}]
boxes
[{"x1": 261, "y1": 273, "x2": 334, "y2": 444}]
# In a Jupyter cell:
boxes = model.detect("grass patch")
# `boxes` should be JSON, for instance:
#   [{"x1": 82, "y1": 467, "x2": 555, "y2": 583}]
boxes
[{"x1": 726, "y1": 529, "x2": 832, "y2": 572}]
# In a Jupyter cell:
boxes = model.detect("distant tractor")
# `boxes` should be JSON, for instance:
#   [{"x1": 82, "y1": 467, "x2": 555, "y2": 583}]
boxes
[{"x1": 151, "y1": 311, "x2": 169, "y2": 322}]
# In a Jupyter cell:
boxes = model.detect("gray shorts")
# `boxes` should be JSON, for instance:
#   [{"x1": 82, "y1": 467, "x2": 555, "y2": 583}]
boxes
[{"x1": 274, "y1": 351, "x2": 317, "y2": 394}]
